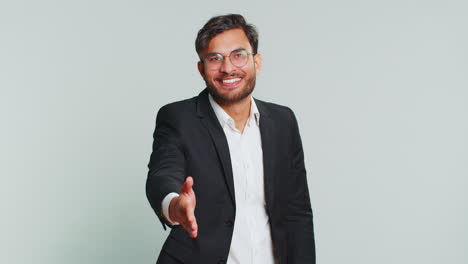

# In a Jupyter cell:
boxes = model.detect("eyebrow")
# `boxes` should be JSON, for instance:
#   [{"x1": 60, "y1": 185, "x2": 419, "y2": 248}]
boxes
[{"x1": 205, "y1": 48, "x2": 246, "y2": 57}]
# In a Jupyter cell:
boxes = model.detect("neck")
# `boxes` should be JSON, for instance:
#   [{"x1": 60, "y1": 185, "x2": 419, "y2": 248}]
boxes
[{"x1": 217, "y1": 95, "x2": 252, "y2": 132}]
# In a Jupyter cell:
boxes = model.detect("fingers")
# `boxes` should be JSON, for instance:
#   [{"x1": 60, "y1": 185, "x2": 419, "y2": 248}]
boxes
[
  {"x1": 176, "y1": 202, "x2": 197, "y2": 238},
  {"x1": 180, "y1": 176, "x2": 194, "y2": 194},
  {"x1": 176, "y1": 176, "x2": 198, "y2": 238},
  {"x1": 186, "y1": 211, "x2": 198, "y2": 238}
]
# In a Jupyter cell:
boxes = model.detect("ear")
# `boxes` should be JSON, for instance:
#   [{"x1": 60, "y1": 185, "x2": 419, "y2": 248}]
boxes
[
  {"x1": 253, "y1": 53, "x2": 262, "y2": 75},
  {"x1": 197, "y1": 61, "x2": 205, "y2": 79}
]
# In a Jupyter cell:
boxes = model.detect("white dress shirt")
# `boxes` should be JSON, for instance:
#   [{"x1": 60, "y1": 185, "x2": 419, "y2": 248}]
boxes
[{"x1": 162, "y1": 94, "x2": 274, "y2": 264}]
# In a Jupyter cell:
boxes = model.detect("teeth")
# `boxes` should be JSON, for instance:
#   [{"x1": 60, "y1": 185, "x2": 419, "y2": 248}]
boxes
[{"x1": 222, "y1": 78, "x2": 241, "y2": 84}]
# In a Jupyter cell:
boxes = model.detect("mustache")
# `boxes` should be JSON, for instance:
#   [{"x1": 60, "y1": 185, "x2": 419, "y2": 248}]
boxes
[{"x1": 214, "y1": 72, "x2": 246, "y2": 80}]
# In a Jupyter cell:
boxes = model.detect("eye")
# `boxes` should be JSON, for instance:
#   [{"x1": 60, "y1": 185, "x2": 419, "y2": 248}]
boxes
[
  {"x1": 207, "y1": 55, "x2": 223, "y2": 62},
  {"x1": 233, "y1": 51, "x2": 247, "y2": 58}
]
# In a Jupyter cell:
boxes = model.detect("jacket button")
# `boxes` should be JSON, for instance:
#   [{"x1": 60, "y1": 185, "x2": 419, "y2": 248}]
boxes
[
  {"x1": 225, "y1": 220, "x2": 234, "y2": 227},
  {"x1": 218, "y1": 260, "x2": 226, "y2": 264}
]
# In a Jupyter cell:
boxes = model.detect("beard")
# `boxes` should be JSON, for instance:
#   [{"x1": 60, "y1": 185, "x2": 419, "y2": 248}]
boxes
[{"x1": 205, "y1": 72, "x2": 256, "y2": 104}]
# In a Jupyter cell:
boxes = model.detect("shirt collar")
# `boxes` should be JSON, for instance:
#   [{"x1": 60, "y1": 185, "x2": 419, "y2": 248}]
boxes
[{"x1": 208, "y1": 93, "x2": 260, "y2": 130}]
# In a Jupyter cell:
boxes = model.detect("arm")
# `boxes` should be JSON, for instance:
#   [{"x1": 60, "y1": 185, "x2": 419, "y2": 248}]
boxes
[
  {"x1": 146, "y1": 106, "x2": 186, "y2": 230},
  {"x1": 285, "y1": 108, "x2": 316, "y2": 263},
  {"x1": 145, "y1": 106, "x2": 198, "y2": 237}
]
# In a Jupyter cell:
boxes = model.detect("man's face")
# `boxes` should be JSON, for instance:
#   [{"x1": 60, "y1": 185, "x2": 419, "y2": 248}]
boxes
[{"x1": 197, "y1": 28, "x2": 262, "y2": 104}]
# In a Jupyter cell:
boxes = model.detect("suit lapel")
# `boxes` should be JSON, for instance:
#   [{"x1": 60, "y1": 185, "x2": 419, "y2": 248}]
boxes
[
  {"x1": 256, "y1": 99, "x2": 276, "y2": 211},
  {"x1": 197, "y1": 89, "x2": 236, "y2": 207}
]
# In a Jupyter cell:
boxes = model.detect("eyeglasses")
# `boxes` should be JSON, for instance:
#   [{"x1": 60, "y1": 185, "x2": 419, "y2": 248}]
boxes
[{"x1": 201, "y1": 48, "x2": 256, "y2": 70}]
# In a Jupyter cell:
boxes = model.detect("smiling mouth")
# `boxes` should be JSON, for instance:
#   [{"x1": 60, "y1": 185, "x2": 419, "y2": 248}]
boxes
[
  {"x1": 218, "y1": 77, "x2": 243, "y2": 88},
  {"x1": 223, "y1": 78, "x2": 241, "y2": 84}
]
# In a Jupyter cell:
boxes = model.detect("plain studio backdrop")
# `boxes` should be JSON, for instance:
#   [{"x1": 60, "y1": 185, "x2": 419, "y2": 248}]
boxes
[{"x1": 1, "y1": 0, "x2": 467, "y2": 263}]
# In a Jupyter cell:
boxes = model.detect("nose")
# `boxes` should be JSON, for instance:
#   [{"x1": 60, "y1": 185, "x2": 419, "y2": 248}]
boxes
[{"x1": 218, "y1": 56, "x2": 236, "y2": 73}]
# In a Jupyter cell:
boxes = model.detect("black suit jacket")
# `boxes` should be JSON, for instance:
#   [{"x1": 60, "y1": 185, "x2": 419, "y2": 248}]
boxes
[{"x1": 146, "y1": 89, "x2": 315, "y2": 264}]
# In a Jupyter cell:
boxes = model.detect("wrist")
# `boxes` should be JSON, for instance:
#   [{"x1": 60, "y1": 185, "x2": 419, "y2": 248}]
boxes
[
  {"x1": 168, "y1": 196, "x2": 179, "y2": 223},
  {"x1": 161, "y1": 192, "x2": 180, "y2": 225}
]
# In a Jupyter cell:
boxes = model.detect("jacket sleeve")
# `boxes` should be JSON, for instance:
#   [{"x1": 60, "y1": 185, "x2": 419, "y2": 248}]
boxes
[
  {"x1": 146, "y1": 105, "x2": 186, "y2": 230},
  {"x1": 285, "y1": 108, "x2": 316, "y2": 263}
]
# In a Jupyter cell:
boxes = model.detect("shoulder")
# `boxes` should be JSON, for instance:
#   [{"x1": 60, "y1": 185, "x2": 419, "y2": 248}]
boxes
[{"x1": 155, "y1": 96, "x2": 198, "y2": 124}]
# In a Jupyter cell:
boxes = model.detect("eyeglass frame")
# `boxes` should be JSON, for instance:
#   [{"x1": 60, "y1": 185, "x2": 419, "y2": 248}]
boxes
[{"x1": 200, "y1": 48, "x2": 257, "y2": 70}]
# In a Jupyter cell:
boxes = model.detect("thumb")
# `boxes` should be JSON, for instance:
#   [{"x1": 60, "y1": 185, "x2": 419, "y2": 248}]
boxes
[{"x1": 180, "y1": 176, "x2": 194, "y2": 194}]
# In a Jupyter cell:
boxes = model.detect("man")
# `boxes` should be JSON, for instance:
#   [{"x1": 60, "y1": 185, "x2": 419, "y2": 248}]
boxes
[{"x1": 146, "y1": 14, "x2": 315, "y2": 264}]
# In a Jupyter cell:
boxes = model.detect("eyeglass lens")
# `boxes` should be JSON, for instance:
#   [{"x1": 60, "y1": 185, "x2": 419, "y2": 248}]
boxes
[{"x1": 204, "y1": 49, "x2": 249, "y2": 70}]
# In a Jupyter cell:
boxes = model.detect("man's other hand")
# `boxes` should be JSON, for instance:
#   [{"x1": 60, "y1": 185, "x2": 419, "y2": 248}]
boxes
[{"x1": 169, "y1": 176, "x2": 198, "y2": 238}]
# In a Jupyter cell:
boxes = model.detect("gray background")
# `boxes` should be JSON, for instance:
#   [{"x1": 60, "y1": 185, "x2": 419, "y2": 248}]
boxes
[{"x1": 1, "y1": 0, "x2": 467, "y2": 263}]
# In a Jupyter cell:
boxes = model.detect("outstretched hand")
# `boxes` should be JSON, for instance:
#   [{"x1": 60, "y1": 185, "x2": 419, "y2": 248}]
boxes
[{"x1": 169, "y1": 176, "x2": 198, "y2": 238}]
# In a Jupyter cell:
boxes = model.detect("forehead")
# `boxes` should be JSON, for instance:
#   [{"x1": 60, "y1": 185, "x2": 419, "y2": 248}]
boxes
[{"x1": 205, "y1": 28, "x2": 252, "y2": 55}]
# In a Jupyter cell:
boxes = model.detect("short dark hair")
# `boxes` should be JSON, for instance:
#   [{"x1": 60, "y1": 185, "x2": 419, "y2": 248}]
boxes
[{"x1": 195, "y1": 14, "x2": 259, "y2": 58}]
